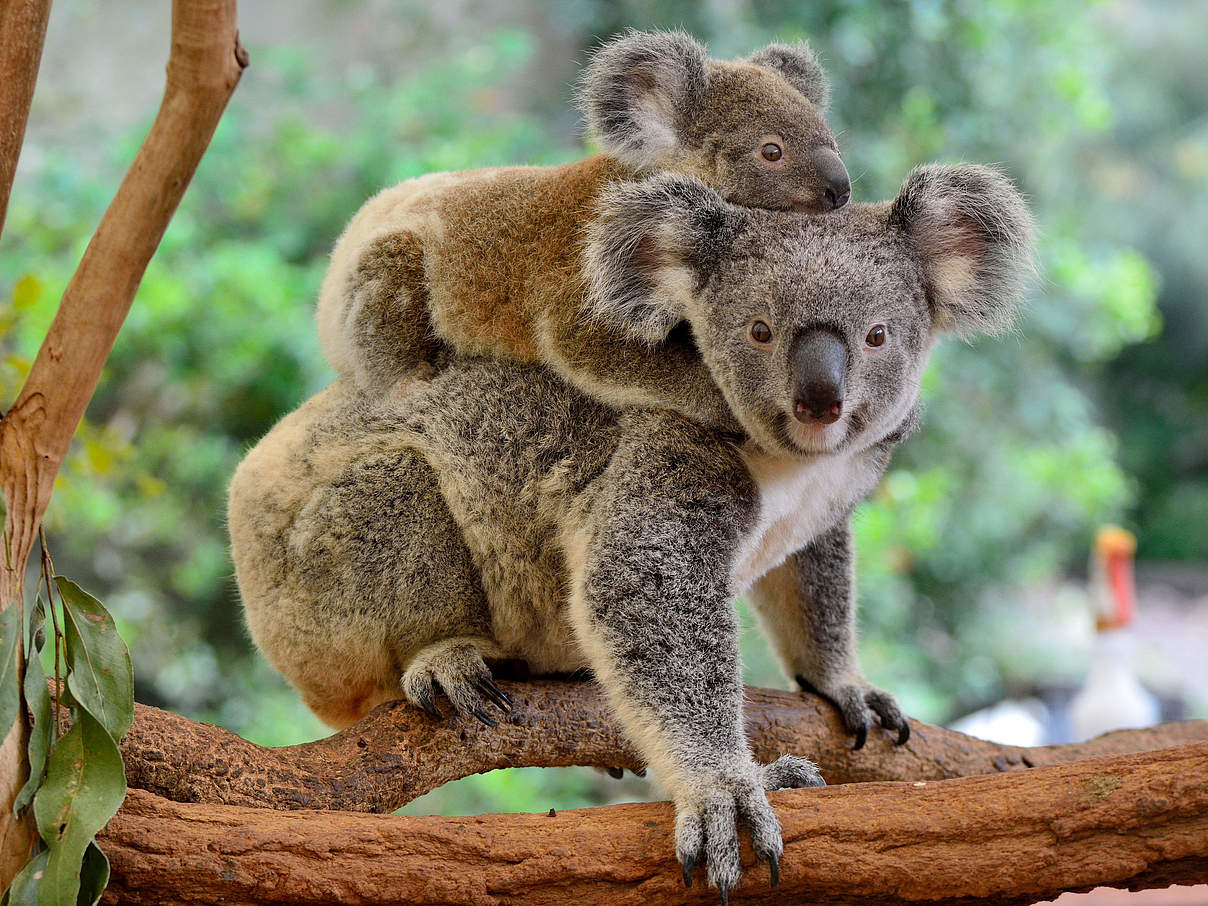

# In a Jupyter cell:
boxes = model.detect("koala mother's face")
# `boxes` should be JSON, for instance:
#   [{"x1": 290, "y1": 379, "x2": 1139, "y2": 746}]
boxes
[
  {"x1": 584, "y1": 165, "x2": 1035, "y2": 458},
  {"x1": 702, "y1": 216, "x2": 931, "y2": 457}
]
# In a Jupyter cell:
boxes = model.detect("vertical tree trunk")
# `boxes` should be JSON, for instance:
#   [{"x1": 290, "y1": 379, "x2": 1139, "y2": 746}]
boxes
[
  {"x1": 0, "y1": 0, "x2": 245, "y2": 889},
  {"x1": 0, "y1": 0, "x2": 52, "y2": 236}
]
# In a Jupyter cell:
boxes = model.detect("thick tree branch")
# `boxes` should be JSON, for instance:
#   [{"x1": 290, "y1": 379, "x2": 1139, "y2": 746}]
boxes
[
  {"x1": 98, "y1": 742, "x2": 1208, "y2": 905},
  {"x1": 120, "y1": 679, "x2": 1208, "y2": 811},
  {"x1": 0, "y1": 0, "x2": 244, "y2": 888},
  {"x1": 0, "y1": 0, "x2": 51, "y2": 237}
]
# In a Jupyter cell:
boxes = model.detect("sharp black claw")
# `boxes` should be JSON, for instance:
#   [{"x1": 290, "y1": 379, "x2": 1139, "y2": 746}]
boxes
[
  {"x1": 853, "y1": 724, "x2": 868, "y2": 750},
  {"x1": 607, "y1": 766, "x2": 625, "y2": 779},
  {"x1": 769, "y1": 851, "x2": 780, "y2": 888},
  {"x1": 416, "y1": 693, "x2": 442, "y2": 720},
  {"x1": 719, "y1": 879, "x2": 730, "y2": 906},
  {"x1": 681, "y1": 855, "x2": 694, "y2": 889},
  {"x1": 471, "y1": 707, "x2": 498, "y2": 728},
  {"x1": 897, "y1": 722, "x2": 911, "y2": 745},
  {"x1": 477, "y1": 676, "x2": 513, "y2": 711}
]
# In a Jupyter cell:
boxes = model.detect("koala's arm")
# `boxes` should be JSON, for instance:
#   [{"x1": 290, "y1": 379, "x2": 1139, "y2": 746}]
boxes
[
  {"x1": 542, "y1": 314, "x2": 742, "y2": 432},
  {"x1": 748, "y1": 519, "x2": 911, "y2": 748},
  {"x1": 567, "y1": 412, "x2": 822, "y2": 894}
]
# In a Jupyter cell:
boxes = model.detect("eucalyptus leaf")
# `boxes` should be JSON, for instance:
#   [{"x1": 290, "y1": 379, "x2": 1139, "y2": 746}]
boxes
[
  {"x1": 3, "y1": 846, "x2": 48, "y2": 906},
  {"x1": 32, "y1": 710, "x2": 126, "y2": 906},
  {"x1": 0, "y1": 604, "x2": 21, "y2": 742},
  {"x1": 76, "y1": 841, "x2": 109, "y2": 906},
  {"x1": 14, "y1": 600, "x2": 51, "y2": 815},
  {"x1": 55, "y1": 579, "x2": 133, "y2": 742}
]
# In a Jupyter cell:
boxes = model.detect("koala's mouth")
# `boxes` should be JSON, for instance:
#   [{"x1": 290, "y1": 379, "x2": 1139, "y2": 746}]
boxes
[
  {"x1": 777, "y1": 403, "x2": 871, "y2": 457},
  {"x1": 777, "y1": 411, "x2": 846, "y2": 456}
]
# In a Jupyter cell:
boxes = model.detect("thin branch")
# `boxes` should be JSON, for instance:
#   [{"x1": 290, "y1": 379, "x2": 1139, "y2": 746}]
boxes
[
  {"x1": 98, "y1": 742, "x2": 1208, "y2": 905},
  {"x1": 118, "y1": 679, "x2": 1208, "y2": 812},
  {"x1": 0, "y1": 0, "x2": 52, "y2": 237}
]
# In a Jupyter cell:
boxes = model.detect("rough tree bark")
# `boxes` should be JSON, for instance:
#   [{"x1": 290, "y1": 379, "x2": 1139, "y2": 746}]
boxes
[
  {"x1": 96, "y1": 741, "x2": 1208, "y2": 906},
  {"x1": 0, "y1": 0, "x2": 245, "y2": 889},
  {"x1": 118, "y1": 679, "x2": 1208, "y2": 812}
]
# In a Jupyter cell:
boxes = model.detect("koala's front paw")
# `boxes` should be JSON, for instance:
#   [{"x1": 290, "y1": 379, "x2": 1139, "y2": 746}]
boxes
[
  {"x1": 402, "y1": 638, "x2": 510, "y2": 726},
  {"x1": 796, "y1": 674, "x2": 911, "y2": 749},
  {"x1": 676, "y1": 756, "x2": 824, "y2": 902}
]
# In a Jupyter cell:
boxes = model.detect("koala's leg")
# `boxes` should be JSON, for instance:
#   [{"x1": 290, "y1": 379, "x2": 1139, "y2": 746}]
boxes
[
  {"x1": 567, "y1": 416, "x2": 823, "y2": 897},
  {"x1": 343, "y1": 231, "x2": 447, "y2": 396},
  {"x1": 283, "y1": 446, "x2": 508, "y2": 728},
  {"x1": 748, "y1": 519, "x2": 911, "y2": 749}
]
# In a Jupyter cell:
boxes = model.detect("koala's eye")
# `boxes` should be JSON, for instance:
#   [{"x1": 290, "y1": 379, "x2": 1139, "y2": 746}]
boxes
[
  {"x1": 866, "y1": 325, "x2": 887, "y2": 348},
  {"x1": 750, "y1": 320, "x2": 774, "y2": 344},
  {"x1": 760, "y1": 143, "x2": 783, "y2": 162}
]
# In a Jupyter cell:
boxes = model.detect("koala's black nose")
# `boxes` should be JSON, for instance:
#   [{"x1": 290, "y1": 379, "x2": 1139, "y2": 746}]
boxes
[
  {"x1": 791, "y1": 328, "x2": 847, "y2": 425},
  {"x1": 812, "y1": 148, "x2": 851, "y2": 211}
]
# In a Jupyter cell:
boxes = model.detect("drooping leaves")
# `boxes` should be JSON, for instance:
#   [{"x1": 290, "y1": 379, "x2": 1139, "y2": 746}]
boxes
[
  {"x1": 14, "y1": 599, "x2": 52, "y2": 814},
  {"x1": 76, "y1": 841, "x2": 110, "y2": 906},
  {"x1": 3, "y1": 848, "x2": 49, "y2": 906},
  {"x1": 31, "y1": 709, "x2": 125, "y2": 906},
  {"x1": 55, "y1": 578, "x2": 133, "y2": 742},
  {"x1": 0, "y1": 604, "x2": 21, "y2": 743}
]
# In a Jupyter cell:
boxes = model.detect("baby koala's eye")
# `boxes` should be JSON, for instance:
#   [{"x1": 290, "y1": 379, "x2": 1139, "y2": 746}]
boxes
[
  {"x1": 750, "y1": 320, "x2": 774, "y2": 344},
  {"x1": 760, "y1": 142, "x2": 783, "y2": 162},
  {"x1": 866, "y1": 325, "x2": 887, "y2": 348}
]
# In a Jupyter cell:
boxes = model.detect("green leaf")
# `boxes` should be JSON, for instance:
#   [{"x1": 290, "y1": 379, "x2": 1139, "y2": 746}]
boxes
[
  {"x1": 32, "y1": 710, "x2": 125, "y2": 906},
  {"x1": 0, "y1": 604, "x2": 21, "y2": 742},
  {"x1": 4, "y1": 847, "x2": 48, "y2": 906},
  {"x1": 76, "y1": 842, "x2": 109, "y2": 906},
  {"x1": 14, "y1": 600, "x2": 52, "y2": 814},
  {"x1": 55, "y1": 579, "x2": 133, "y2": 742}
]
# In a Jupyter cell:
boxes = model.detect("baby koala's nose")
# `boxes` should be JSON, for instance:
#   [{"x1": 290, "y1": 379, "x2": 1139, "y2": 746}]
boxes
[
  {"x1": 812, "y1": 147, "x2": 851, "y2": 211},
  {"x1": 791, "y1": 328, "x2": 847, "y2": 425}
]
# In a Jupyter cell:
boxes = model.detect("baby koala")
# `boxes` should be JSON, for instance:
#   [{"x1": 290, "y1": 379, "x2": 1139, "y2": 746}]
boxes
[
  {"x1": 231, "y1": 164, "x2": 1033, "y2": 897},
  {"x1": 316, "y1": 29, "x2": 849, "y2": 428}
]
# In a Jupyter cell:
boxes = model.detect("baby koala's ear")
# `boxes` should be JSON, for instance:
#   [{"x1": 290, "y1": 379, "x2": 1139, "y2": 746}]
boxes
[
  {"x1": 583, "y1": 174, "x2": 742, "y2": 345},
  {"x1": 889, "y1": 164, "x2": 1037, "y2": 336},
  {"x1": 579, "y1": 29, "x2": 709, "y2": 171},
  {"x1": 744, "y1": 41, "x2": 830, "y2": 110}
]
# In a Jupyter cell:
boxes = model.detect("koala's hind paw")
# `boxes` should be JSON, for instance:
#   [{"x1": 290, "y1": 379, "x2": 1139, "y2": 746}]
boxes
[
  {"x1": 676, "y1": 762, "x2": 799, "y2": 898},
  {"x1": 797, "y1": 675, "x2": 911, "y2": 749},
  {"x1": 402, "y1": 638, "x2": 510, "y2": 726}
]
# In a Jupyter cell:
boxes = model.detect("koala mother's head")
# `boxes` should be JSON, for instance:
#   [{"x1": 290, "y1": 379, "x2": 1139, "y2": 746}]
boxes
[
  {"x1": 583, "y1": 164, "x2": 1036, "y2": 459},
  {"x1": 580, "y1": 29, "x2": 849, "y2": 213}
]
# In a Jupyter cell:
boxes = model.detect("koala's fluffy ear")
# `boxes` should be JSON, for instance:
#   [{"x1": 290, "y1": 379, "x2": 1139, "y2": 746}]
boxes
[
  {"x1": 583, "y1": 174, "x2": 740, "y2": 345},
  {"x1": 889, "y1": 164, "x2": 1037, "y2": 336},
  {"x1": 579, "y1": 29, "x2": 709, "y2": 171},
  {"x1": 744, "y1": 41, "x2": 830, "y2": 110}
]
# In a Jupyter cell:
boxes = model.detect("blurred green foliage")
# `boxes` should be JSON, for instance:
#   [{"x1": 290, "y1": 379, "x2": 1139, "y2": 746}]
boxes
[{"x1": 1, "y1": 0, "x2": 1203, "y2": 816}]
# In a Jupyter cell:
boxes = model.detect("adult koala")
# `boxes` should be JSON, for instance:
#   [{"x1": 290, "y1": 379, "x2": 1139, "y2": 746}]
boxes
[{"x1": 230, "y1": 164, "x2": 1034, "y2": 898}]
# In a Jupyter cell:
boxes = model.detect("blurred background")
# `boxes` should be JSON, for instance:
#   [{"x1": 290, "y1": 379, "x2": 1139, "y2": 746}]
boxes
[{"x1": 1, "y1": 0, "x2": 1205, "y2": 820}]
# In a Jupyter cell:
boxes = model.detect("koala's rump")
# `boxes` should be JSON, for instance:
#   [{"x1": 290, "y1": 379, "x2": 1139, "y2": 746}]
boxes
[{"x1": 228, "y1": 383, "x2": 415, "y2": 723}]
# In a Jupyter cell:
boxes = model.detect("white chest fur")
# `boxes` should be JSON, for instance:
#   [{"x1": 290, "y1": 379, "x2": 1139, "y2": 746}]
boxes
[{"x1": 732, "y1": 446, "x2": 874, "y2": 593}]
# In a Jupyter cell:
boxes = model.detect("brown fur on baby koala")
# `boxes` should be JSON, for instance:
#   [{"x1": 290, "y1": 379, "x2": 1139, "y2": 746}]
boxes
[{"x1": 317, "y1": 30, "x2": 849, "y2": 427}]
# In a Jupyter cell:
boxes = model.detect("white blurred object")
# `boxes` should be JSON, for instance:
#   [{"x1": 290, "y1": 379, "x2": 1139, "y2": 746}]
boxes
[
  {"x1": 949, "y1": 698, "x2": 1050, "y2": 747},
  {"x1": 1069, "y1": 526, "x2": 1160, "y2": 742}
]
